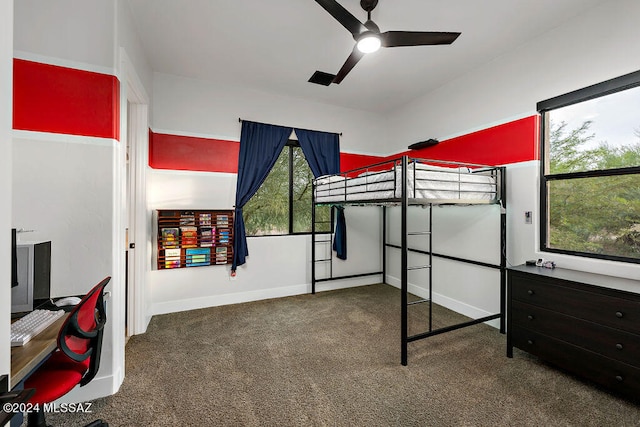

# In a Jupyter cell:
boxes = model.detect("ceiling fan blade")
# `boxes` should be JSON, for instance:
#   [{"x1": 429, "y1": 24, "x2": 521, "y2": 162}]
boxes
[
  {"x1": 381, "y1": 31, "x2": 461, "y2": 47},
  {"x1": 333, "y1": 47, "x2": 365, "y2": 84},
  {"x1": 315, "y1": 0, "x2": 367, "y2": 37}
]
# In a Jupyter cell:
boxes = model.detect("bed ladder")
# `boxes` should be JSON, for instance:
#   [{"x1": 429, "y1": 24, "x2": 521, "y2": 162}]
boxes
[
  {"x1": 311, "y1": 205, "x2": 333, "y2": 294},
  {"x1": 401, "y1": 202, "x2": 434, "y2": 365},
  {"x1": 311, "y1": 203, "x2": 384, "y2": 294}
]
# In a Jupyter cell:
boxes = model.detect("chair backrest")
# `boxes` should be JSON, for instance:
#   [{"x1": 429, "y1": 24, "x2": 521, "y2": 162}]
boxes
[{"x1": 56, "y1": 276, "x2": 110, "y2": 386}]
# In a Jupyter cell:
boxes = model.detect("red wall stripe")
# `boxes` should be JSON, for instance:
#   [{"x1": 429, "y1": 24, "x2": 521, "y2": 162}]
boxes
[
  {"x1": 340, "y1": 153, "x2": 386, "y2": 172},
  {"x1": 395, "y1": 116, "x2": 539, "y2": 166},
  {"x1": 149, "y1": 137, "x2": 387, "y2": 174},
  {"x1": 341, "y1": 116, "x2": 538, "y2": 172},
  {"x1": 13, "y1": 59, "x2": 120, "y2": 140},
  {"x1": 149, "y1": 130, "x2": 240, "y2": 173},
  {"x1": 147, "y1": 116, "x2": 538, "y2": 173}
]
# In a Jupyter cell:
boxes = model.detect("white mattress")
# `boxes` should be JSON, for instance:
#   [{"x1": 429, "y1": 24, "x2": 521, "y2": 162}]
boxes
[{"x1": 314, "y1": 163, "x2": 497, "y2": 203}]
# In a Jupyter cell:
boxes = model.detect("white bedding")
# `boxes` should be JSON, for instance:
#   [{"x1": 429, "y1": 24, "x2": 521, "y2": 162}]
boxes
[{"x1": 314, "y1": 163, "x2": 497, "y2": 203}]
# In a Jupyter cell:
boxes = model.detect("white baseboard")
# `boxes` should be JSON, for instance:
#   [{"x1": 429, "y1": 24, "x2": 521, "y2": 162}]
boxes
[
  {"x1": 313, "y1": 276, "x2": 382, "y2": 293},
  {"x1": 385, "y1": 275, "x2": 500, "y2": 329},
  {"x1": 150, "y1": 283, "x2": 309, "y2": 316},
  {"x1": 151, "y1": 275, "x2": 498, "y2": 328},
  {"x1": 149, "y1": 278, "x2": 378, "y2": 317},
  {"x1": 54, "y1": 374, "x2": 116, "y2": 404}
]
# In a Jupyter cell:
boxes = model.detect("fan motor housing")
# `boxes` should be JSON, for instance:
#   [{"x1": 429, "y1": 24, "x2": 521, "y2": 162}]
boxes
[{"x1": 360, "y1": 0, "x2": 378, "y2": 12}]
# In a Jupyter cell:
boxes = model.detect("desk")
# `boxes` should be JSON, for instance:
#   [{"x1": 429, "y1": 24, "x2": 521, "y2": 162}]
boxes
[{"x1": 10, "y1": 314, "x2": 67, "y2": 387}]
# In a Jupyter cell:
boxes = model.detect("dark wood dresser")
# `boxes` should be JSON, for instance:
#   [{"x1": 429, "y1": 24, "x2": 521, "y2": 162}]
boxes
[{"x1": 507, "y1": 265, "x2": 640, "y2": 399}]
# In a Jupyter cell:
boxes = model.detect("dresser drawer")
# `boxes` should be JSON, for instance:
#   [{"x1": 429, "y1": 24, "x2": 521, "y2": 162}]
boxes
[
  {"x1": 510, "y1": 273, "x2": 640, "y2": 335},
  {"x1": 511, "y1": 326, "x2": 640, "y2": 397},
  {"x1": 511, "y1": 300, "x2": 640, "y2": 368}
]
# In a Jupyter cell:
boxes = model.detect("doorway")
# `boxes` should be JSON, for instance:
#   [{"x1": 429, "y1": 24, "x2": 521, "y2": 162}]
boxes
[{"x1": 121, "y1": 49, "x2": 149, "y2": 338}]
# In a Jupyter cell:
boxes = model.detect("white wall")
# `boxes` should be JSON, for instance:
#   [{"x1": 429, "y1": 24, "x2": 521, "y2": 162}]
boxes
[
  {"x1": 147, "y1": 74, "x2": 387, "y2": 314},
  {"x1": 116, "y1": 0, "x2": 153, "y2": 107},
  {"x1": 13, "y1": 0, "x2": 120, "y2": 399},
  {"x1": 387, "y1": 0, "x2": 640, "y2": 150},
  {"x1": 14, "y1": 0, "x2": 115, "y2": 73},
  {"x1": 12, "y1": 136, "x2": 114, "y2": 296},
  {"x1": 507, "y1": 161, "x2": 538, "y2": 265},
  {"x1": 0, "y1": 0, "x2": 13, "y2": 383},
  {"x1": 384, "y1": 203, "x2": 503, "y2": 324},
  {"x1": 147, "y1": 174, "x2": 383, "y2": 314},
  {"x1": 11, "y1": 134, "x2": 117, "y2": 398},
  {"x1": 11, "y1": 0, "x2": 153, "y2": 402},
  {"x1": 152, "y1": 73, "x2": 388, "y2": 154},
  {"x1": 384, "y1": 0, "x2": 640, "y2": 288},
  {"x1": 149, "y1": 0, "x2": 640, "y2": 322}
]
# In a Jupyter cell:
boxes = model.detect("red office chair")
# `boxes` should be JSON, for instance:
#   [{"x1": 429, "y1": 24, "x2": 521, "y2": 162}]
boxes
[{"x1": 24, "y1": 276, "x2": 111, "y2": 427}]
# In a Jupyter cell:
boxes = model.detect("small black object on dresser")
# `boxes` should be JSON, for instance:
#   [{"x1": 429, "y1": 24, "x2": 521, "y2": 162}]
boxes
[{"x1": 507, "y1": 265, "x2": 640, "y2": 400}]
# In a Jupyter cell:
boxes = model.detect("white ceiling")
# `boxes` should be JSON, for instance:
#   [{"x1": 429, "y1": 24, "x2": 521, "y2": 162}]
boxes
[{"x1": 126, "y1": 0, "x2": 608, "y2": 114}]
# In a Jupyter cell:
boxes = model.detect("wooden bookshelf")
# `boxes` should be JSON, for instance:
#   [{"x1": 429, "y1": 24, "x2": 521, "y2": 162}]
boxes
[{"x1": 156, "y1": 209, "x2": 234, "y2": 270}]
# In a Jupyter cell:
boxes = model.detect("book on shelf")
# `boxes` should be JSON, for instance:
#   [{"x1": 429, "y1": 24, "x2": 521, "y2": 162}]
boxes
[
  {"x1": 164, "y1": 248, "x2": 181, "y2": 269},
  {"x1": 216, "y1": 214, "x2": 229, "y2": 227},
  {"x1": 215, "y1": 246, "x2": 228, "y2": 264},
  {"x1": 200, "y1": 226, "x2": 215, "y2": 247},
  {"x1": 180, "y1": 211, "x2": 196, "y2": 226},
  {"x1": 161, "y1": 228, "x2": 180, "y2": 248},
  {"x1": 159, "y1": 210, "x2": 179, "y2": 220},
  {"x1": 218, "y1": 229, "x2": 230, "y2": 244},
  {"x1": 181, "y1": 226, "x2": 198, "y2": 248},
  {"x1": 186, "y1": 248, "x2": 210, "y2": 267},
  {"x1": 157, "y1": 209, "x2": 234, "y2": 271},
  {"x1": 199, "y1": 212, "x2": 212, "y2": 226}
]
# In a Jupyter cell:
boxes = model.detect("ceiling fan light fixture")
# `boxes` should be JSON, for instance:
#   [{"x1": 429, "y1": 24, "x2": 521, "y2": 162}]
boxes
[
  {"x1": 356, "y1": 31, "x2": 381, "y2": 53},
  {"x1": 311, "y1": 0, "x2": 460, "y2": 85}
]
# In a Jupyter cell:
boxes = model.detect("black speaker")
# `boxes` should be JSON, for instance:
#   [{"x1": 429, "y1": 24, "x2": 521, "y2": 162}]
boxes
[
  {"x1": 408, "y1": 138, "x2": 439, "y2": 150},
  {"x1": 32, "y1": 241, "x2": 52, "y2": 303}
]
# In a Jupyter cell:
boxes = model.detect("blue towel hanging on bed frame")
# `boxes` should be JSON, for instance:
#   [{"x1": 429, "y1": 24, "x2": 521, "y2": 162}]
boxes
[{"x1": 333, "y1": 206, "x2": 347, "y2": 260}]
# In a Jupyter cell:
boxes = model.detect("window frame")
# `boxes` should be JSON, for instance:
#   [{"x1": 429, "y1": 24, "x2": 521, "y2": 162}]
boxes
[
  {"x1": 538, "y1": 69, "x2": 640, "y2": 264},
  {"x1": 245, "y1": 139, "x2": 333, "y2": 237}
]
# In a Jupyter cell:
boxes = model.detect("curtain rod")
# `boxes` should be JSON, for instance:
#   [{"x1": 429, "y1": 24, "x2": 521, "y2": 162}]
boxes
[{"x1": 238, "y1": 118, "x2": 342, "y2": 136}]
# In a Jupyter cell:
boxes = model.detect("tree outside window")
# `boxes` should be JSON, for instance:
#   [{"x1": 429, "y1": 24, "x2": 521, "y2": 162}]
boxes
[
  {"x1": 540, "y1": 77, "x2": 640, "y2": 262},
  {"x1": 243, "y1": 142, "x2": 332, "y2": 236}
]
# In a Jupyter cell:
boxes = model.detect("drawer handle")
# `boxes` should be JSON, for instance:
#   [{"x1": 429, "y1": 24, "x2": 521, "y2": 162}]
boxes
[
  {"x1": 527, "y1": 290, "x2": 535, "y2": 296},
  {"x1": 527, "y1": 315, "x2": 534, "y2": 321},
  {"x1": 615, "y1": 375, "x2": 623, "y2": 382},
  {"x1": 615, "y1": 311, "x2": 624, "y2": 318},
  {"x1": 616, "y1": 343, "x2": 623, "y2": 350}
]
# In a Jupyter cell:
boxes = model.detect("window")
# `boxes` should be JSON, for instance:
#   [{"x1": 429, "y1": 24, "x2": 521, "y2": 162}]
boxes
[
  {"x1": 539, "y1": 70, "x2": 640, "y2": 262},
  {"x1": 243, "y1": 141, "x2": 332, "y2": 236}
]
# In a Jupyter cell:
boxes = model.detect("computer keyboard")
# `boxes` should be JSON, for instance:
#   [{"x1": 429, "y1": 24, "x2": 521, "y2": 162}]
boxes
[{"x1": 11, "y1": 309, "x2": 65, "y2": 347}]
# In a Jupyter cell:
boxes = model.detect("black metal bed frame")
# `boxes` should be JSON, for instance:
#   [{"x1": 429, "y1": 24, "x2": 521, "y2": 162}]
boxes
[{"x1": 311, "y1": 155, "x2": 507, "y2": 366}]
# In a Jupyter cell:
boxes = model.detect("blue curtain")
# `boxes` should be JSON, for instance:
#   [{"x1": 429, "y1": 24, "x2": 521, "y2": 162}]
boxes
[
  {"x1": 295, "y1": 128, "x2": 346, "y2": 260},
  {"x1": 295, "y1": 128, "x2": 340, "y2": 177},
  {"x1": 232, "y1": 121, "x2": 292, "y2": 271}
]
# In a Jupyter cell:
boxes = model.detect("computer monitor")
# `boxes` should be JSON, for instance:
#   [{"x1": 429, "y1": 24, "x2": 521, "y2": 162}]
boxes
[{"x1": 11, "y1": 240, "x2": 51, "y2": 314}]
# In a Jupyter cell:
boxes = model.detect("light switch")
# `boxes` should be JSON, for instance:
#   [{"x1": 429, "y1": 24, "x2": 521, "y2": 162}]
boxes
[{"x1": 525, "y1": 211, "x2": 532, "y2": 224}]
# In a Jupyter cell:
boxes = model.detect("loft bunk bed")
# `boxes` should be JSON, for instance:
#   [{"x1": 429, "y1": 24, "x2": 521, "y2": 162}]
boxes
[{"x1": 311, "y1": 155, "x2": 507, "y2": 366}]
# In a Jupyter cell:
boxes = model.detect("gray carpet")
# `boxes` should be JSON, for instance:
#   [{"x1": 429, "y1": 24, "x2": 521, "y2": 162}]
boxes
[{"x1": 45, "y1": 284, "x2": 639, "y2": 426}]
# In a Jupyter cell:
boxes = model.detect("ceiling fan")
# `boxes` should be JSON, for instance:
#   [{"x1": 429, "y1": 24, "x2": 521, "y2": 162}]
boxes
[{"x1": 309, "y1": 0, "x2": 461, "y2": 86}]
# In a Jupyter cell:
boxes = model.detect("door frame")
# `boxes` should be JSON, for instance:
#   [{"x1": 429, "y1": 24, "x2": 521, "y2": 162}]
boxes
[{"x1": 119, "y1": 48, "x2": 149, "y2": 336}]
